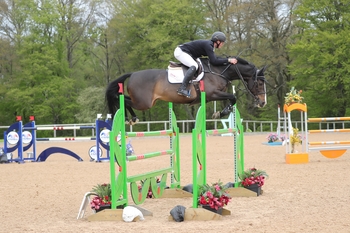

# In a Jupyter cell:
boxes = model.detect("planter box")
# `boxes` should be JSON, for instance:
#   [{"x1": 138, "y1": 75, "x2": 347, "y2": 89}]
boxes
[
  {"x1": 244, "y1": 183, "x2": 261, "y2": 196},
  {"x1": 201, "y1": 205, "x2": 223, "y2": 215},
  {"x1": 95, "y1": 204, "x2": 124, "y2": 213},
  {"x1": 286, "y1": 153, "x2": 308, "y2": 164}
]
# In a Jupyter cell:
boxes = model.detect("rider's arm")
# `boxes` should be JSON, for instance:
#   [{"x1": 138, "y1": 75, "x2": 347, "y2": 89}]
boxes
[{"x1": 204, "y1": 44, "x2": 230, "y2": 66}]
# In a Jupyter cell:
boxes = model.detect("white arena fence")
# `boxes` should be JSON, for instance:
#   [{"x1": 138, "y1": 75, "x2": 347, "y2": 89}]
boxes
[{"x1": 1, "y1": 119, "x2": 349, "y2": 135}]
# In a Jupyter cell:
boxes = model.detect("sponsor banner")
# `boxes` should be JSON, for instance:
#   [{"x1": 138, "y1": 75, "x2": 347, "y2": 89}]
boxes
[
  {"x1": 99, "y1": 129, "x2": 110, "y2": 143},
  {"x1": 7, "y1": 132, "x2": 19, "y2": 145},
  {"x1": 22, "y1": 131, "x2": 33, "y2": 144},
  {"x1": 88, "y1": 146, "x2": 103, "y2": 161}
]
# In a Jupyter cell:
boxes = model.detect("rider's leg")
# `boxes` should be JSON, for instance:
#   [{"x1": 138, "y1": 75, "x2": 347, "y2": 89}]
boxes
[
  {"x1": 174, "y1": 47, "x2": 198, "y2": 98},
  {"x1": 177, "y1": 66, "x2": 196, "y2": 97}
]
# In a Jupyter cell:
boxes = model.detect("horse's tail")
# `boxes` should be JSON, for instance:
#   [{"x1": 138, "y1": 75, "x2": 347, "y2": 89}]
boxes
[{"x1": 105, "y1": 73, "x2": 133, "y2": 117}]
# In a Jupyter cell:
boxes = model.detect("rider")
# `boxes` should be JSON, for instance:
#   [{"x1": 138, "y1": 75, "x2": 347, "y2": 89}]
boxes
[{"x1": 174, "y1": 31, "x2": 238, "y2": 98}]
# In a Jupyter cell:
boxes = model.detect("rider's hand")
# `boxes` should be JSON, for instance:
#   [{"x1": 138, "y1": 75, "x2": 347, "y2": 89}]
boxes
[{"x1": 228, "y1": 58, "x2": 238, "y2": 64}]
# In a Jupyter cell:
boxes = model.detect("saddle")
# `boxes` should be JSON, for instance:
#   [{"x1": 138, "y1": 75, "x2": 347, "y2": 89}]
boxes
[
  {"x1": 167, "y1": 60, "x2": 204, "y2": 105},
  {"x1": 168, "y1": 60, "x2": 203, "y2": 77}
]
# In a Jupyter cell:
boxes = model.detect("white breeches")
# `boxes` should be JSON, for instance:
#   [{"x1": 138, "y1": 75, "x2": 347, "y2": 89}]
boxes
[{"x1": 174, "y1": 47, "x2": 198, "y2": 70}]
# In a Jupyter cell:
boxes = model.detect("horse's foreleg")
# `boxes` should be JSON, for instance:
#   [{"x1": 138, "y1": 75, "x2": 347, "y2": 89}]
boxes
[
  {"x1": 220, "y1": 104, "x2": 234, "y2": 118},
  {"x1": 212, "y1": 105, "x2": 233, "y2": 119},
  {"x1": 211, "y1": 93, "x2": 236, "y2": 119},
  {"x1": 220, "y1": 96, "x2": 237, "y2": 118}
]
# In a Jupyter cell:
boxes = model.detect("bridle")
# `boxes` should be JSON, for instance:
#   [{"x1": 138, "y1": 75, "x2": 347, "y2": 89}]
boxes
[
  {"x1": 205, "y1": 60, "x2": 266, "y2": 102},
  {"x1": 233, "y1": 65, "x2": 259, "y2": 102}
]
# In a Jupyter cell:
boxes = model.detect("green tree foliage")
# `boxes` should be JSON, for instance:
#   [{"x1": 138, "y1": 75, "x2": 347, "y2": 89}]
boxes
[
  {"x1": 75, "y1": 86, "x2": 105, "y2": 123},
  {"x1": 109, "y1": 0, "x2": 207, "y2": 70},
  {"x1": 288, "y1": 0, "x2": 350, "y2": 117},
  {"x1": 0, "y1": 0, "x2": 99, "y2": 125}
]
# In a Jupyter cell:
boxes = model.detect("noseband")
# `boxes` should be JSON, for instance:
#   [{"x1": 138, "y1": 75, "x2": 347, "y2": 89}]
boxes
[{"x1": 233, "y1": 65, "x2": 266, "y2": 102}]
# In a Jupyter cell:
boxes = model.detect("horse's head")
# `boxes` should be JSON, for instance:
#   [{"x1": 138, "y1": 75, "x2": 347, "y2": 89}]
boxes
[
  {"x1": 201, "y1": 57, "x2": 267, "y2": 108},
  {"x1": 243, "y1": 66, "x2": 267, "y2": 108},
  {"x1": 229, "y1": 58, "x2": 267, "y2": 108}
]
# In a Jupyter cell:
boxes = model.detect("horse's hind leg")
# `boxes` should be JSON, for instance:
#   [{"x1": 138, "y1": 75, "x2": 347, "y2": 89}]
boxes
[
  {"x1": 126, "y1": 106, "x2": 139, "y2": 125},
  {"x1": 124, "y1": 97, "x2": 139, "y2": 125}
]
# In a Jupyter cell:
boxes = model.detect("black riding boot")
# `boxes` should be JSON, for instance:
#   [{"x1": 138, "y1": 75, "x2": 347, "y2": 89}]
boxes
[{"x1": 177, "y1": 66, "x2": 196, "y2": 98}]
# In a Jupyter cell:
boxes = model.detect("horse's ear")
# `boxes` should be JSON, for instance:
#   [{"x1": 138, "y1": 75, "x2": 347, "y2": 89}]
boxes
[{"x1": 258, "y1": 65, "x2": 267, "y2": 75}]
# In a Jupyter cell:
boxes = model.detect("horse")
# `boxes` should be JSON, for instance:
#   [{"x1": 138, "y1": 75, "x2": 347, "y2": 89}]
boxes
[{"x1": 106, "y1": 57, "x2": 267, "y2": 125}]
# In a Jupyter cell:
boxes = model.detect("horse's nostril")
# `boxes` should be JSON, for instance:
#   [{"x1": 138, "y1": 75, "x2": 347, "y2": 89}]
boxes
[{"x1": 258, "y1": 102, "x2": 266, "y2": 108}]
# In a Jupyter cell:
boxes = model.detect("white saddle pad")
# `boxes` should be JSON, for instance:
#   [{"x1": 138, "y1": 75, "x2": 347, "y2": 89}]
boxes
[{"x1": 167, "y1": 59, "x2": 204, "y2": 83}]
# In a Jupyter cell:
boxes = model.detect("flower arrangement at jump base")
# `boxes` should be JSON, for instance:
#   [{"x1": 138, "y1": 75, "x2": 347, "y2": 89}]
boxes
[
  {"x1": 285, "y1": 87, "x2": 303, "y2": 105},
  {"x1": 290, "y1": 127, "x2": 303, "y2": 153},
  {"x1": 89, "y1": 183, "x2": 112, "y2": 212},
  {"x1": 267, "y1": 133, "x2": 279, "y2": 143},
  {"x1": 198, "y1": 180, "x2": 231, "y2": 214},
  {"x1": 239, "y1": 167, "x2": 268, "y2": 196}
]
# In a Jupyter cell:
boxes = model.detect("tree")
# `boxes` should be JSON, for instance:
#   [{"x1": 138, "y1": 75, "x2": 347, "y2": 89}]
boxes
[
  {"x1": 0, "y1": 0, "x2": 30, "y2": 124},
  {"x1": 218, "y1": 0, "x2": 298, "y2": 120},
  {"x1": 75, "y1": 86, "x2": 105, "y2": 123},
  {"x1": 0, "y1": 0, "x2": 82, "y2": 124},
  {"x1": 0, "y1": 0, "x2": 109, "y2": 124},
  {"x1": 288, "y1": 0, "x2": 350, "y2": 117}
]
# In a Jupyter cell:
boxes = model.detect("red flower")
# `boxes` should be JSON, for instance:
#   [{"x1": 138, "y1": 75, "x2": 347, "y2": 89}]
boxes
[
  {"x1": 240, "y1": 168, "x2": 268, "y2": 187},
  {"x1": 197, "y1": 181, "x2": 232, "y2": 210},
  {"x1": 199, "y1": 196, "x2": 207, "y2": 205}
]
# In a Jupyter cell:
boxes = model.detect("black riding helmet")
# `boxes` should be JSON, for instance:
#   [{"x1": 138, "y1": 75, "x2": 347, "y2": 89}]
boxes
[{"x1": 211, "y1": 31, "x2": 226, "y2": 42}]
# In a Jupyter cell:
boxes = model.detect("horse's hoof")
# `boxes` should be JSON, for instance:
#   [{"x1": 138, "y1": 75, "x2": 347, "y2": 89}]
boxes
[
  {"x1": 212, "y1": 111, "x2": 221, "y2": 119},
  {"x1": 129, "y1": 117, "x2": 139, "y2": 126}
]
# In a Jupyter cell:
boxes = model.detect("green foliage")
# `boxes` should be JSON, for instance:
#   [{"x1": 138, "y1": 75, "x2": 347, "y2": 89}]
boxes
[
  {"x1": 91, "y1": 183, "x2": 111, "y2": 200},
  {"x1": 239, "y1": 167, "x2": 268, "y2": 181},
  {"x1": 110, "y1": 0, "x2": 207, "y2": 71},
  {"x1": 288, "y1": 0, "x2": 350, "y2": 117},
  {"x1": 198, "y1": 180, "x2": 230, "y2": 199},
  {"x1": 75, "y1": 87, "x2": 105, "y2": 123},
  {"x1": 5, "y1": 77, "x2": 79, "y2": 124}
]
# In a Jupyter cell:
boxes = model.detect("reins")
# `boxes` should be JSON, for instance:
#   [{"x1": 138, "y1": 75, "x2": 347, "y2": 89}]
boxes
[
  {"x1": 204, "y1": 59, "x2": 263, "y2": 101},
  {"x1": 205, "y1": 61, "x2": 232, "y2": 83},
  {"x1": 232, "y1": 65, "x2": 260, "y2": 101}
]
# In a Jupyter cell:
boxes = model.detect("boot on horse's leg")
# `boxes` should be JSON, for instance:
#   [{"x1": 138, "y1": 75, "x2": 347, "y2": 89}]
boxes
[
  {"x1": 177, "y1": 66, "x2": 196, "y2": 98},
  {"x1": 220, "y1": 104, "x2": 233, "y2": 118}
]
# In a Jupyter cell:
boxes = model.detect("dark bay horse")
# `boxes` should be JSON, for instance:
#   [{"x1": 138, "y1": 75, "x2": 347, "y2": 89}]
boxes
[{"x1": 106, "y1": 57, "x2": 267, "y2": 124}]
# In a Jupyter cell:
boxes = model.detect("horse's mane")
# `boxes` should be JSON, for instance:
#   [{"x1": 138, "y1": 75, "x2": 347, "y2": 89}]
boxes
[{"x1": 235, "y1": 57, "x2": 250, "y2": 65}]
